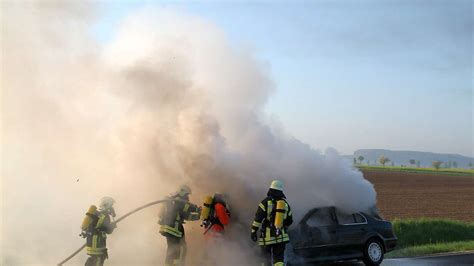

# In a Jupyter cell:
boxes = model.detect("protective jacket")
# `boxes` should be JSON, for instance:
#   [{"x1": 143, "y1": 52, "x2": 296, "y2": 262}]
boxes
[
  {"x1": 159, "y1": 194, "x2": 200, "y2": 238},
  {"x1": 85, "y1": 210, "x2": 116, "y2": 256},
  {"x1": 251, "y1": 189, "x2": 293, "y2": 246}
]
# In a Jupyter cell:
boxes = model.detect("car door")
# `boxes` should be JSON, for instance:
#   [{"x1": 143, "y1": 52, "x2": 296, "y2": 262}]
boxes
[
  {"x1": 335, "y1": 210, "x2": 368, "y2": 256},
  {"x1": 293, "y1": 207, "x2": 339, "y2": 258}
]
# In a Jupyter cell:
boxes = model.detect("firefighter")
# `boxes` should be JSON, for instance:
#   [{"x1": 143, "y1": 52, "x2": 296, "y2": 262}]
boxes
[
  {"x1": 251, "y1": 180, "x2": 293, "y2": 266},
  {"x1": 201, "y1": 193, "x2": 230, "y2": 237},
  {"x1": 81, "y1": 196, "x2": 117, "y2": 266},
  {"x1": 199, "y1": 193, "x2": 231, "y2": 265},
  {"x1": 159, "y1": 185, "x2": 201, "y2": 266}
]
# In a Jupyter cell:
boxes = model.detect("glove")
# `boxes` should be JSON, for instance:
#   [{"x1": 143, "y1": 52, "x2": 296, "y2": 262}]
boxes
[
  {"x1": 251, "y1": 231, "x2": 258, "y2": 242},
  {"x1": 79, "y1": 231, "x2": 88, "y2": 238}
]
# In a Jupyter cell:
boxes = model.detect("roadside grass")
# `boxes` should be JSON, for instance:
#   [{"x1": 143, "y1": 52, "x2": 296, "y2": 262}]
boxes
[
  {"x1": 356, "y1": 165, "x2": 474, "y2": 176},
  {"x1": 393, "y1": 218, "x2": 474, "y2": 247},
  {"x1": 386, "y1": 218, "x2": 474, "y2": 258}
]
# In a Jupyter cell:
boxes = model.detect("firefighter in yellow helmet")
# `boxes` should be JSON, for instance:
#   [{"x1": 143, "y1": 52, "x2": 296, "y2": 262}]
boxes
[
  {"x1": 251, "y1": 180, "x2": 293, "y2": 266},
  {"x1": 159, "y1": 185, "x2": 201, "y2": 266},
  {"x1": 81, "y1": 196, "x2": 117, "y2": 266}
]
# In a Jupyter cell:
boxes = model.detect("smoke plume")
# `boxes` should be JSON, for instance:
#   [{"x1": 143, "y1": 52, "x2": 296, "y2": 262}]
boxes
[{"x1": 1, "y1": 3, "x2": 376, "y2": 265}]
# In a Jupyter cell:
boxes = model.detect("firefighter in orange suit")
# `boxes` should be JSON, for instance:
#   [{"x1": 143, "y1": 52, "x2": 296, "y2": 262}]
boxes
[{"x1": 202, "y1": 193, "x2": 230, "y2": 238}]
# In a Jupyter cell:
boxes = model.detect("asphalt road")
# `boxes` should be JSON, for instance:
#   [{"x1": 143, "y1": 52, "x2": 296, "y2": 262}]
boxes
[
  {"x1": 382, "y1": 252, "x2": 474, "y2": 265},
  {"x1": 314, "y1": 252, "x2": 474, "y2": 266}
]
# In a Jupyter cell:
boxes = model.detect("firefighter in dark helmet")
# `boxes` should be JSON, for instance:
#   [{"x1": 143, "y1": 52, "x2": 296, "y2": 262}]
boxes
[
  {"x1": 81, "y1": 196, "x2": 117, "y2": 266},
  {"x1": 251, "y1": 180, "x2": 293, "y2": 266},
  {"x1": 159, "y1": 185, "x2": 201, "y2": 266}
]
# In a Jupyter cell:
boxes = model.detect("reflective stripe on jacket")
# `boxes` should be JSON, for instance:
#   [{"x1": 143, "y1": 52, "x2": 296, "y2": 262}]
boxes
[
  {"x1": 251, "y1": 197, "x2": 293, "y2": 246},
  {"x1": 159, "y1": 195, "x2": 200, "y2": 238},
  {"x1": 86, "y1": 212, "x2": 115, "y2": 255}
]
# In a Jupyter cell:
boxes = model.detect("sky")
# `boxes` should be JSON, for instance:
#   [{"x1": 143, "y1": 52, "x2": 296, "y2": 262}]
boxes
[{"x1": 92, "y1": 0, "x2": 473, "y2": 157}]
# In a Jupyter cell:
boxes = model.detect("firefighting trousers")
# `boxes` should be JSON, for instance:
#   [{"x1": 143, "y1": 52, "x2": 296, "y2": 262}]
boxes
[
  {"x1": 260, "y1": 242, "x2": 286, "y2": 266},
  {"x1": 165, "y1": 235, "x2": 187, "y2": 266},
  {"x1": 85, "y1": 254, "x2": 107, "y2": 266},
  {"x1": 201, "y1": 231, "x2": 225, "y2": 265}
]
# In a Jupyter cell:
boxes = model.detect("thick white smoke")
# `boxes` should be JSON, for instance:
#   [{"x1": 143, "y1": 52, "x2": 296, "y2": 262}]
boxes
[{"x1": 1, "y1": 3, "x2": 376, "y2": 265}]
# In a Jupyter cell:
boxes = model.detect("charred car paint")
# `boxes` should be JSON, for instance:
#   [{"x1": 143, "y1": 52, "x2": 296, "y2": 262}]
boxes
[{"x1": 287, "y1": 207, "x2": 397, "y2": 265}]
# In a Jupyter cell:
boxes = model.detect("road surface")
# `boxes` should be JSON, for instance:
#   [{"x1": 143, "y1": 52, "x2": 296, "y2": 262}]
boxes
[
  {"x1": 382, "y1": 252, "x2": 474, "y2": 265},
  {"x1": 316, "y1": 252, "x2": 474, "y2": 265}
]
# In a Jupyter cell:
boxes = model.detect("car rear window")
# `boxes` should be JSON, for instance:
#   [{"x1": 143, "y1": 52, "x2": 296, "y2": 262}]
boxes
[
  {"x1": 354, "y1": 213, "x2": 367, "y2": 223},
  {"x1": 306, "y1": 208, "x2": 336, "y2": 227},
  {"x1": 336, "y1": 210, "x2": 355, "y2": 224}
]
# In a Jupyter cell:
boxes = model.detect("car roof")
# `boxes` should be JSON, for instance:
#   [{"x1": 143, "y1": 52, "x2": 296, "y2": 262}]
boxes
[
  {"x1": 299, "y1": 207, "x2": 374, "y2": 224},
  {"x1": 307, "y1": 206, "x2": 365, "y2": 214}
]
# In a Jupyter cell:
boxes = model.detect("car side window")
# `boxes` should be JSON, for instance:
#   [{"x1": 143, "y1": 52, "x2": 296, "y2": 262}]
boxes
[
  {"x1": 354, "y1": 213, "x2": 367, "y2": 223},
  {"x1": 306, "y1": 208, "x2": 336, "y2": 227},
  {"x1": 336, "y1": 210, "x2": 355, "y2": 224}
]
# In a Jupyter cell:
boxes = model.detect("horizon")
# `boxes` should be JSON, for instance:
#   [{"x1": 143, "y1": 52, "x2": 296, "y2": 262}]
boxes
[{"x1": 345, "y1": 148, "x2": 474, "y2": 158}]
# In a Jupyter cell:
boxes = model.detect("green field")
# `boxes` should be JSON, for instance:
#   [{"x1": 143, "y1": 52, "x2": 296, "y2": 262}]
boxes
[
  {"x1": 356, "y1": 165, "x2": 474, "y2": 176},
  {"x1": 386, "y1": 218, "x2": 474, "y2": 258}
]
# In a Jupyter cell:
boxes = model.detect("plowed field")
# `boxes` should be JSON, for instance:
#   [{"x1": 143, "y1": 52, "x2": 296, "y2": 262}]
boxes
[{"x1": 362, "y1": 169, "x2": 474, "y2": 222}]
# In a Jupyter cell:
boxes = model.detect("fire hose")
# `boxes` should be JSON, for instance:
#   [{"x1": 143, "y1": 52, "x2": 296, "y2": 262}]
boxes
[{"x1": 57, "y1": 198, "x2": 187, "y2": 266}]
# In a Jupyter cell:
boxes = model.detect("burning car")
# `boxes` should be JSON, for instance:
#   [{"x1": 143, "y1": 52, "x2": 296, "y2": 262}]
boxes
[{"x1": 286, "y1": 206, "x2": 397, "y2": 265}]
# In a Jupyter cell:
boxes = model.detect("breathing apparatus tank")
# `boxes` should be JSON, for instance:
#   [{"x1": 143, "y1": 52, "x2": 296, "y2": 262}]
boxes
[
  {"x1": 274, "y1": 200, "x2": 285, "y2": 230},
  {"x1": 80, "y1": 205, "x2": 98, "y2": 236},
  {"x1": 200, "y1": 195, "x2": 213, "y2": 224}
]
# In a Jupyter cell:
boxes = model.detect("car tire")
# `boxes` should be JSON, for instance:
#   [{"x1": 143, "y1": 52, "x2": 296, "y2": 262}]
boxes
[{"x1": 362, "y1": 238, "x2": 384, "y2": 266}]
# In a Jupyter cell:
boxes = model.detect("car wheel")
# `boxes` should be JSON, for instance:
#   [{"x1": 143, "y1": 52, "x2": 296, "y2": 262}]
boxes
[{"x1": 362, "y1": 238, "x2": 384, "y2": 266}]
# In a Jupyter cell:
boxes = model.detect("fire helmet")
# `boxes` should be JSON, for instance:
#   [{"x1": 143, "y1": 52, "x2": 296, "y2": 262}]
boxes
[
  {"x1": 178, "y1": 185, "x2": 192, "y2": 196},
  {"x1": 99, "y1": 196, "x2": 115, "y2": 211},
  {"x1": 270, "y1": 180, "x2": 284, "y2": 191}
]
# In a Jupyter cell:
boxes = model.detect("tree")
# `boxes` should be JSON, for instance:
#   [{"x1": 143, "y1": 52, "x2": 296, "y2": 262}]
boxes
[
  {"x1": 391, "y1": 161, "x2": 395, "y2": 166},
  {"x1": 432, "y1": 161, "x2": 442, "y2": 170},
  {"x1": 357, "y1": 155, "x2": 365, "y2": 164},
  {"x1": 409, "y1": 159, "x2": 416, "y2": 165},
  {"x1": 379, "y1": 156, "x2": 390, "y2": 166},
  {"x1": 469, "y1": 162, "x2": 473, "y2": 168},
  {"x1": 367, "y1": 160, "x2": 370, "y2": 166},
  {"x1": 353, "y1": 157, "x2": 357, "y2": 165},
  {"x1": 416, "y1": 160, "x2": 420, "y2": 167},
  {"x1": 452, "y1": 161, "x2": 457, "y2": 168}
]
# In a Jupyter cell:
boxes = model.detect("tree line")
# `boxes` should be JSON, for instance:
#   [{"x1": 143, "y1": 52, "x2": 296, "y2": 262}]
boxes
[{"x1": 353, "y1": 155, "x2": 473, "y2": 169}]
